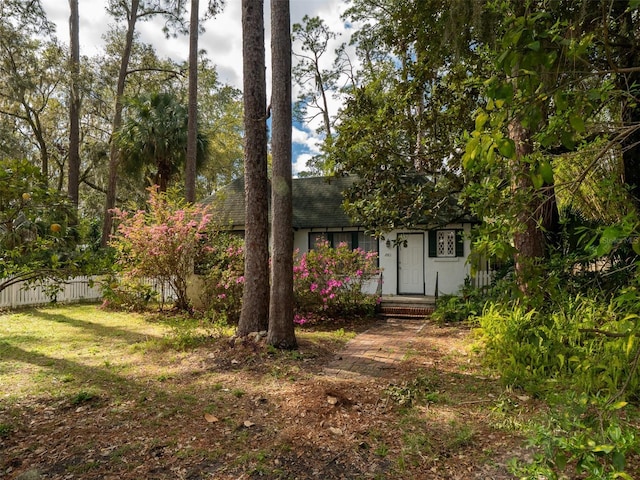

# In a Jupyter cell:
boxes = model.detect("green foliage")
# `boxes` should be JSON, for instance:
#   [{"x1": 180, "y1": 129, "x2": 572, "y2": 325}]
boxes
[
  {"x1": 477, "y1": 272, "x2": 640, "y2": 477},
  {"x1": 329, "y1": 0, "x2": 487, "y2": 234},
  {"x1": 197, "y1": 233, "x2": 245, "y2": 323},
  {"x1": 115, "y1": 92, "x2": 209, "y2": 192},
  {"x1": 510, "y1": 395, "x2": 638, "y2": 480},
  {"x1": 196, "y1": 73, "x2": 245, "y2": 195},
  {"x1": 0, "y1": 423, "x2": 13, "y2": 438},
  {"x1": 478, "y1": 292, "x2": 640, "y2": 398},
  {"x1": 432, "y1": 290, "x2": 482, "y2": 324},
  {"x1": 70, "y1": 389, "x2": 98, "y2": 405},
  {"x1": 0, "y1": 158, "x2": 102, "y2": 292},
  {"x1": 100, "y1": 275, "x2": 158, "y2": 312}
]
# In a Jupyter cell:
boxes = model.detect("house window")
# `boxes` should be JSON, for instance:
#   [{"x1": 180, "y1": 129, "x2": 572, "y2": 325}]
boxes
[
  {"x1": 357, "y1": 232, "x2": 377, "y2": 253},
  {"x1": 309, "y1": 231, "x2": 378, "y2": 254},
  {"x1": 309, "y1": 232, "x2": 328, "y2": 249},
  {"x1": 332, "y1": 232, "x2": 353, "y2": 248},
  {"x1": 428, "y1": 229, "x2": 463, "y2": 258},
  {"x1": 437, "y1": 230, "x2": 456, "y2": 257}
]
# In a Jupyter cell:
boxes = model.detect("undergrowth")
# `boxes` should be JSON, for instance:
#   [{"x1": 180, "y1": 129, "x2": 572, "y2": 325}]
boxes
[{"x1": 475, "y1": 285, "x2": 640, "y2": 478}]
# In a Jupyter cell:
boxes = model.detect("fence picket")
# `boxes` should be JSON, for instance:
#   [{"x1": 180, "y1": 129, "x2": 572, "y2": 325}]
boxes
[{"x1": 0, "y1": 276, "x2": 175, "y2": 309}]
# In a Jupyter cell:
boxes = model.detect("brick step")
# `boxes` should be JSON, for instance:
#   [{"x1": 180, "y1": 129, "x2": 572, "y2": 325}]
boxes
[{"x1": 378, "y1": 305, "x2": 434, "y2": 319}]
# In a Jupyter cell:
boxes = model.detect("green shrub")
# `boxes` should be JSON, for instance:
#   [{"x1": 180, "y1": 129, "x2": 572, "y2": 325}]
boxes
[
  {"x1": 0, "y1": 423, "x2": 13, "y2": 438},
  {"x1": 510, "y1": 395, "x2": 638, "y2": 480},
  {"x1": 197, "y1": 233, "x2": 245, "y2": 323},
  {"x1": 478, "y1": 289, "x2": 640, "y2": 478},
  {"x1": 100, "y1": 275, "x2": 158, "y2": 312},
  {"x1": 432, "y1": 294, "x2": 480, "y2": 324},
  {"x1": 477, "y1": 294, "x2": 640, "y2": 398}
]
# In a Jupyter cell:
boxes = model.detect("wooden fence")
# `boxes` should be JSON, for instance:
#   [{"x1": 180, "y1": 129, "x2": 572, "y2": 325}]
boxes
[
  {"x1": 0, "y1": 276, "x2": 176, "y2": 309},
  {"x1": 473, "y1": 270, "x2": 495, "y2": 290},
  {"x1": 0, "y1": 275, "x2": 103, "y2": 309},
  {"x1": 0, "y1": 271, "x2": 495, "y2": 310}
]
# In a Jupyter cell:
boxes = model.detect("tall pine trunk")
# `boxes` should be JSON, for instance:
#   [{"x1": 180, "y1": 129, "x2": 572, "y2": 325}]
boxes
[
  {"x1": 185, "y1": 0, "x2": 199, "y2": 203},
  {"x1": 101, "y1": 0, "x2": 140, "y2": 246},
  {"x1": 68, "y1": 0, "x2": 80, "y2": 216},
  {"x1": 268, "y1": 0, "x2": 296, "y2": 349},
  {"x1": 237, "y1": 0, "x2": 270, "y2": 336}
]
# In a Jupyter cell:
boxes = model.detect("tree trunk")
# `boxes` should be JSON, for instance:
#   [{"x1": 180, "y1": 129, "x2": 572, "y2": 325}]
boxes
[
  {"x1": 268, "y1": 0, "x2": 296, "y2": 349},
  {"x1": 101, "y1": 0, "x2": 140, "y2": 246},
  {"x1": 317, "y1": 62, "x2": 332, "y2": 139},
  {"x1": 617, "y1": 4, "x2": 640, "y2": 211},
  {"x1": 156, "y1": 159, "x2": 170, "y2": 192},
  {"x1": 185, "y1": 0, "x2": 198, "y2": 203},
  {"x1": 237, "y1": 0, "x2": 270, "y2": 336},
  {"x1": 68, "y1": 0, "x2": 81, "y2": 217},
  {"x1": 508, "y1": 117, "x2": 546, "y2": 296}
]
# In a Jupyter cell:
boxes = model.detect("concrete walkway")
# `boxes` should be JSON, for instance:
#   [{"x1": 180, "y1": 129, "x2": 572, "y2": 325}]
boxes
[{"x1": 322, "y1": 318, "x2": 428, "y2": 379}]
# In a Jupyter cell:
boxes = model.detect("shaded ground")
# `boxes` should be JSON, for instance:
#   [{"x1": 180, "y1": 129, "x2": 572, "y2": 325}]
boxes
[{"x1": 2, "y1": 307, "x2": 546, "y2": 479}]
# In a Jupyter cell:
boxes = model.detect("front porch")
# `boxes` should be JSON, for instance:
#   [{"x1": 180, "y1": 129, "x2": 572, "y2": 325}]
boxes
[{"x1": 378, "y1": 295, "x2": 436, "y2": 319}]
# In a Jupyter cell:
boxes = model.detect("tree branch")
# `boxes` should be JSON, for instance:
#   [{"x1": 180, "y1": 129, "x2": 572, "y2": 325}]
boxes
[
  {"x1": 126, "y1": 67, "x2": 185, "y2": 77},
  {"x1": 578, "y1": 328, "x2": 629, "y2": 338}
]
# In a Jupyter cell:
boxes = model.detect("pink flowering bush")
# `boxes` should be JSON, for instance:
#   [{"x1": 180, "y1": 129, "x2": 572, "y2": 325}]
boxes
[
  {"x1": 293, "y1": 241, "x2": 380, "y2": 322},
  {"x1": 109, "y1": 187, "x2": 213, "y2": 311},
  {"x1": 109, "y1": 193, "x2": 380, "y2": 322},
  {"x1": 197, "y1": 233, "x2": 245, "y2": 322}
]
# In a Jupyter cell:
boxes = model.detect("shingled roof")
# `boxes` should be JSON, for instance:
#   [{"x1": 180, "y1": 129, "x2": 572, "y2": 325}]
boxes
[{"x1": 202, "y1": 176, "x2": 360, "y2": 230}]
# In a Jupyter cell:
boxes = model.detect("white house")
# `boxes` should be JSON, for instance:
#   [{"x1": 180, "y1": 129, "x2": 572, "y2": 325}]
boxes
[{"x1": 205, "y1": 176, "x2": 478, "y2": 297}]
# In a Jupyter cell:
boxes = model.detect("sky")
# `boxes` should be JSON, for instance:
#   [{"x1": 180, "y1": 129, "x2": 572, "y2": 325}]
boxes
[{"x1": 40, "y1": 0, "x2": 356, "y2": 176}]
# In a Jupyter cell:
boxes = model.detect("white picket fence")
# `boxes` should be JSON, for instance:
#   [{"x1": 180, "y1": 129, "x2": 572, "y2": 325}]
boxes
[
  {"x1": 473, "y1": 270, "x2": 495, "y2": 290},
  {"x1": 0, "y1": 271, "x2": 494, "y2": 310},
  {"x1": 0, "y1": 275, "x2": 103, "y2": 309},
  {"x1": 0, "y1": 276, "x2": 176, "y2": 309}
]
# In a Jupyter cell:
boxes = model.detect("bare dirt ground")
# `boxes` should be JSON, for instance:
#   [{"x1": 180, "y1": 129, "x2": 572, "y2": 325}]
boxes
[{"x1": 2, "y1": 315, "x2": 547, "y2": 479}]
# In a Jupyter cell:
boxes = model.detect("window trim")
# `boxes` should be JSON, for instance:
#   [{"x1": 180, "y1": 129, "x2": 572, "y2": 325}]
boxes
[
  {"x1": 308, "y1": 231, "x2": 379, "y2": 253},
  {"x1": 428, "y1": 229, "x2": 464, "y2": 258}
]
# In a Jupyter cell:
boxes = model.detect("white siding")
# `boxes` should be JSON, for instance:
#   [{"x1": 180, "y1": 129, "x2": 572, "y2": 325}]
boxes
[{"x1": 378, "y1": 224, "x2": 472, "y2": 296}]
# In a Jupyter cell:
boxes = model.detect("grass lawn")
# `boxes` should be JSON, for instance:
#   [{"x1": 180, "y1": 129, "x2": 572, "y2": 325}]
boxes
[{"x1": 2, "y1": 303, "x2": 630, "y2": 479}]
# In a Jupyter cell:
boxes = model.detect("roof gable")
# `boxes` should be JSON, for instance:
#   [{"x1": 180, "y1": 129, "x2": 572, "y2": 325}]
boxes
[{"x1": 203, "y1": 176, "x2": 359, "y2": 229}]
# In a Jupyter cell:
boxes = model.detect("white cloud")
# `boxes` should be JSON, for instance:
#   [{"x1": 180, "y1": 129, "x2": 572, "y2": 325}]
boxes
[
  {"x1": 292, "y1": 125, "x2": 321, "y2": 154},
  {"x1": 292, "y1": 153, "x2": 311, "y2": 176},
  {"x1": 41, "y1": 0, "x2": 356, "y2": 176}
]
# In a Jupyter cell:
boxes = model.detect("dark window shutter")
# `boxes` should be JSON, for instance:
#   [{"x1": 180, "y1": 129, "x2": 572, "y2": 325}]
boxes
[
  {"x1": 428, "y1": 230, "x2": 437, "y2": 257},
  {"x1": 455, "y1": 230, "x2": 464, "y2": 257}
]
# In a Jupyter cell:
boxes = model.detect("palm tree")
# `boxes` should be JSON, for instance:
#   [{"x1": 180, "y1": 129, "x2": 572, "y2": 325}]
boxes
[{"x1": 115, "y1": 91, "x2": 208, "y2": 192}]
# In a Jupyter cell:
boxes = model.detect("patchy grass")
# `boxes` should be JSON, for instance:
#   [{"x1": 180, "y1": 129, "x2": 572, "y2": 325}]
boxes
[{"x1": 0, "y1": 304, "x2": 608, "y2": 479}]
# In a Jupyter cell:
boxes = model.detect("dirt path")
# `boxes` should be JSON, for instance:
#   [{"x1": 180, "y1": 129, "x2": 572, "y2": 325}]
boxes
[{"x1": 315, "y1": 318, "x2": 535, "y2": 479}]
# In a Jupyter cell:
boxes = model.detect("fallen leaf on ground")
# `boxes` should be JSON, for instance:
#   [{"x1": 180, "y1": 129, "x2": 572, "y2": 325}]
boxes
[{"x1": 204, "y1": 413, "x2": 219, "y2": 423}]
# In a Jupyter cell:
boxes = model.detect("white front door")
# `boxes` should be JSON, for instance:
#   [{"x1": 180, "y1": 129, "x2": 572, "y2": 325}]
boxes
[{"x1": 398, "y1": 233, "x2": 424, "y2": 294}]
